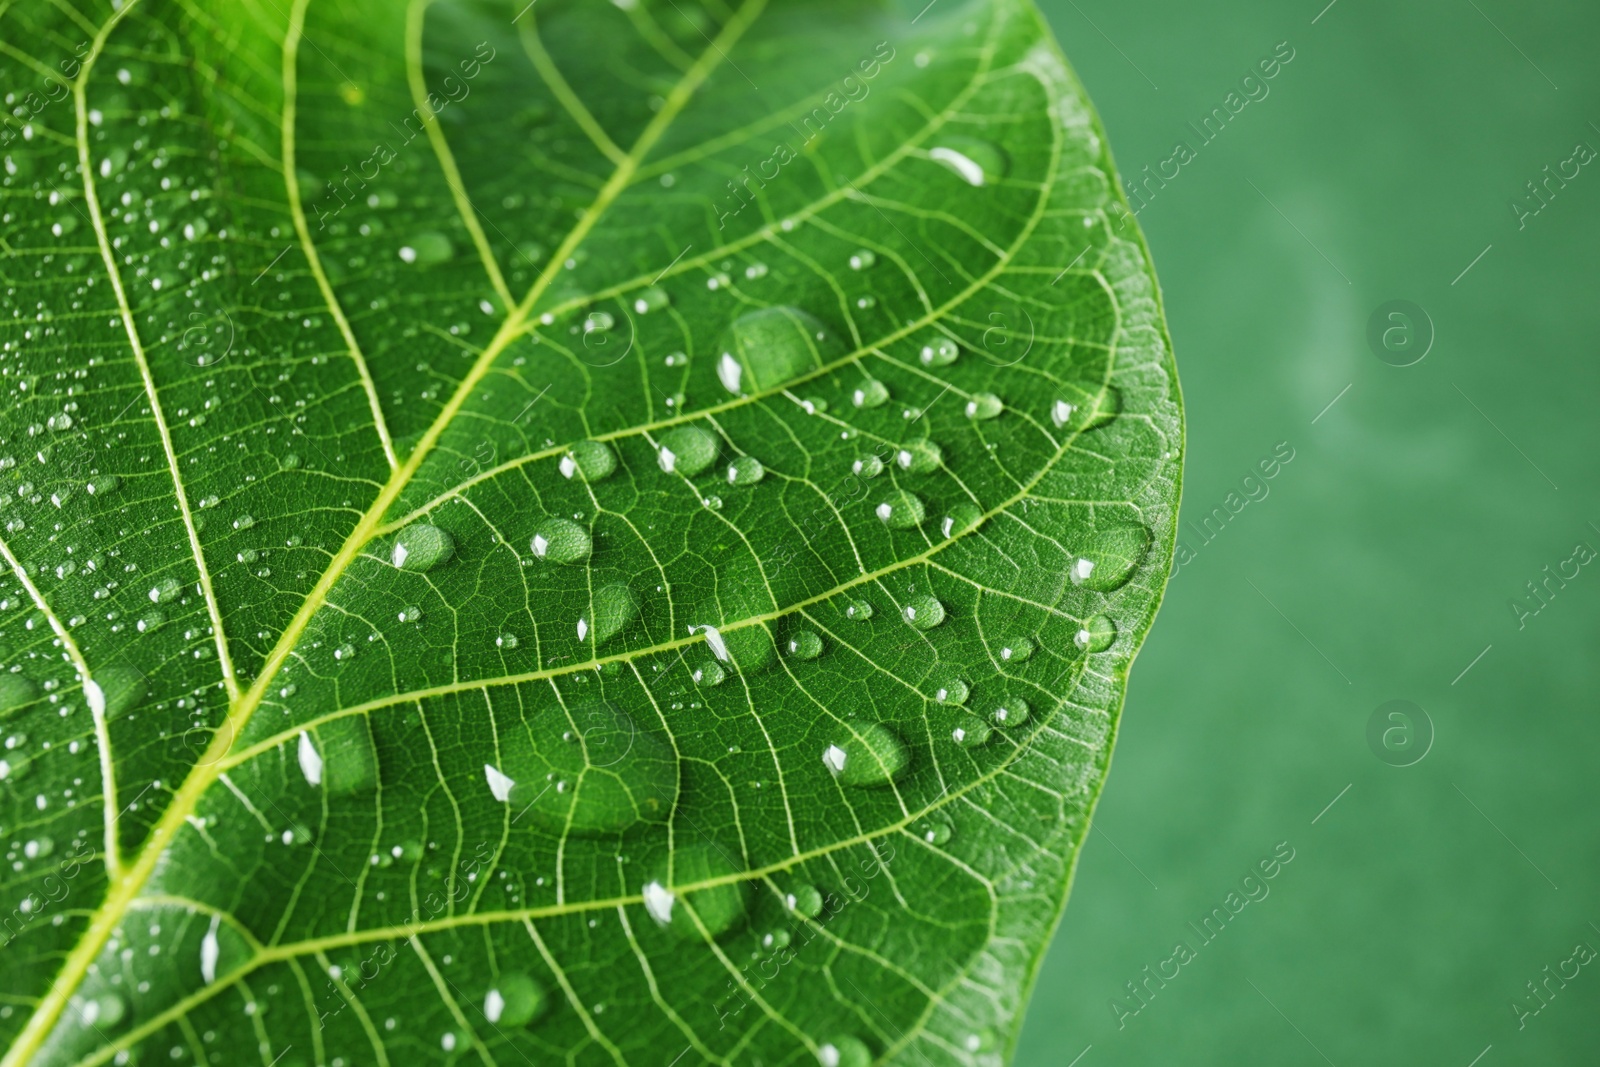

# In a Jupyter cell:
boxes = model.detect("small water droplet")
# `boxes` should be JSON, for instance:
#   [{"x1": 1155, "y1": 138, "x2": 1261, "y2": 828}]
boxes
[
  {"x1": 632, "y1": 286, "x2": 669, "y2": 314},
  {"x1": 692, "y1": 660, "x2": 726, "y2": 687},
  {"x1": 918, "y1": 819, "x2": 953, "y2": 846},
  {"x1": 0, "y1": 675, "x2": 40, "y2": 713},
  {"x1": 149, "y1": 577, "x2": 182, "y2": 603},
  {"x1": 399, "y1": 606, "x2": 422, "y2": 623},
  {"x1": 399, "y1": 231, "x2": 453, "y2": 265},
  {"x1": 817, "y1": 1036, "x2": 872, "y2": 1067},
  {"x1": 484, "y1": 973, "x2": 547, "y2": 1027},
  {"x1": 951, "y1": 719, "x2": 992, "y2": 748},
  {"x1": 934, "y1": 677, "x2": 969, "y2": 705},
  {"x1": 999, "y1": 636, "x2": 1034, "y2": 663},
  {"x1": 929, "y1": 138, "x2": 1007, "y2": 186},
  {"x1": 848, "y1": 249, "x2": 876, "y2": 271},
  {"x1": 579, "y1": 582, "x2": 639, "y2": 645},
  {"x1": 844, "y1": 599, "x2": 874, "y2": 621}
]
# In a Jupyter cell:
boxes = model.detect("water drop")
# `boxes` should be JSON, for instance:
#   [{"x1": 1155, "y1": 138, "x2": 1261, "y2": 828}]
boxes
[
  {"x1": 148, "y1": 577, "x2": 181, "y2": 603},
  {"x1": 656, "y1": 426, "x2": 718, "y2": 476},
  {"x1": 281, "y1": 453, "x2": 301, "y2": 470},
  {"x1": 933, "y1": 677, "x2": 969, "y2": 705},
  {"x1": 496, "y1": 632, "x2": 519, "y2": 649},
  {"x1": 726, "y1": 455, "x2": 765, "y2": 486},
  {"x1": 844, "y1": 599, "x2": 874, "y2": 621},
  {"x1": 334, "y1": 642, "x2": 356, "y2": 661},
  {"x1": 929, "y1": 138, "x2": 1007, "y2": 186},
  {"x1": 999, "y1": 636, "x2": 1034, "y2": 663},
  {"x1": 399, "y1": 231, "x2": 453, "y2": 265},
  {"x1": 1051, "y1": 399, "x2": 1076, "y2": 427},
  {"x1": 0, "y1": 675, "x2": 39, "y2": 713},
  {"x1": 577, "y1": 583, "x2": 639, "y2": 646},
  {"x1": 484, "y1": 973, "x2": 547, "y2": 1027},
  {"x1": 645, "y1": 843, "x2": 749, "y2": 939},
  {"x1": 874, "y1": 491, "x2": 925, "y2": 529},
  {"x1": 530, "y1": 518, "x2": 591, "y2": 564},
  {"x1": 848, "y1": 249, "x2": 876, "y2": 271},
  {"x1": 716, "y1": 306, "x2": 839, "y2": 394},
  {"x1": 484, "y1": 763, "x2": 516, "y2": 802},
  {"x1": 692, "y1": 660, "x2": 726, "y2": 687},
  {"x1": 852, "y1": 453, "x2": 884, "y2": 479},
  {"x1": 559, "y1": 440, "x2": 617, "y2": 482},
  {"x1": 902, "y1": 594, "x2": 945, "y2": 630},
  {"x1": 851, "y1": 379, "x2": 889, "y2": 409},
  {"x1": 391, "y1": 524, "x2": 455, "y2": 571},
  {"x1": 86, "y1": 474, "x2": 120, "y2": 495},
  {"x1": 94, "y1": 666, "x2": 145, "y2": 718},
  {"x1": 941, "y1": 503, "x2": 982, "y2": 538},
  {"x1": 1075, "y1": 525, "x2": 1151, "y2": 591},
  {"x1": 821, "y1": 723, "x2": 908, "y2": 786},
  {"x1": 297, "y1": 719, "x2": 378, "y2": 794},
  {"x1": 918, "y1": 819, "x2": 953, "y2": 846},
  {"x1": 633, "y1": 285, "x2": 669, "y2": 314},
  {"x1": 136, "y1": 611, "x2": 165, "y2": 633},
  {"x1": 965, "y1": 392, "x2": 1004, "y2": 419},
  {"x1": 399, "y1": 606, "x2": 422, "y2": 623},
  {"x1": 1075, "y1": 614, "x2": 1117, "y2": 652},
  {"x1": 895, "y1": 439, "x2": 942, "y2": 473},
  {"x1": 786, "y1": 883, "x2": 824, "y2": 920},
  {"x1": 992, "y1": 697, "x2": 1031, "y2": 726},
  {"x1": 951, "y1": 719, "x2": 992, "y2": 748},
  {"x1": 761, "y1": 928, "x2": 792, "y2": 951},
  {"x1": 504, "y1": 701, "x2": 675, "y2": 834},
  {"x1": 817, "y1": 1036, "x2": 872, "y2": 1067},
  {"x1": 918, "y1": 336, "x2": 959, "y2": 367},
  {"x1": 786, "y1": 630, "x2": 823, "y2": 660}
]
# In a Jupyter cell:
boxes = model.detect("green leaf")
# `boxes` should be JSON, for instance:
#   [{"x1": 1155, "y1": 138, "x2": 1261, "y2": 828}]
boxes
[{"x1": 0, "y1": 0, "x2": 1181, "y2": 1063}]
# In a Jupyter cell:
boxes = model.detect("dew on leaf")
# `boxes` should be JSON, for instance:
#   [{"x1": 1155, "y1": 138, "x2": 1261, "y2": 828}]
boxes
[
  {"x1": 992, "y1": 697, "x2": 1031, "y2": 726},
  {"x1": 918, "y1": 336, "x2": 959, "y2": 367},
  {"x1": 579, "y1": 582, "x2": 639, "y2": 645},
  {"x1": 902, "y1": 594, "x2": 945, "y2": 630},
  {"x1": 725, "y1": 455, "x2": 765, "y2": 486},
  {"x1": 530, "y1": 518, "x2": 592, "y2": 564},
  {"x1": 895, "y1": 439, "x2": 942, "y2": 473},
  {"x1": 852, "y1": 453, "x2": 884, "y2": 479},
  {"x1": 941, "y1": 503, "x2": 983, "y2": 538},
  {"x1": 645, "y1": 843, "x2": 749, "y2": 939},
  {"x1": 502, "y1": 702, "x2": 675, "y2": 835},
  {"x1": 716, "y1": 306, "x2": 839, "y2": 394},
  {"x1": 148, "y1": 577, "x2": 181, "y2": 603},
  {"x1": 785, "y1": 883, "x2": 823, "y2": 920},
  {"x1": 844, "y1": 598, "x2": 874, "y2": 621},
  {"x1": 391, "y1": 524, "x2": 454, "y2": 571},
  {"x1": 821, "y1": 723, "x2": 908, "y2": 786},
  {"x1": 786, "y1": 630, "x2": 823, "y2": 660},
  {"x1": 1076, "y1": 614, "x2": 1117, "y2": 652},
  {"x1": 999, "y1": 636, "x2": 1034, "y2": 663},
  {"x1": 484, "y1": 973, "x2": 547, "y2": 1027},
  {"x1": 816, "y1": 1036, "x2": 872, "y2": 1067},
  {"x1": 952, "y1": 719, "x2": 992, "y2": 748},
  {"x1": 657, "y1": 426, "x2": 718, "y2": 476},
  {"x1": 852, "y1": 379, "x2": 889, "y2": 409},
  {"x1": 965, "y1": 392, "x2": 1004, "y2": 419},
  {"x1": 848, "y1": 249, "x2": 876, "y2": 270},
  {"x1": 559, "y1": 440, "x2": 617, "y2": 482},
  {"x1": 874, "y1": 491, "x2": 925, "y2": 529}
]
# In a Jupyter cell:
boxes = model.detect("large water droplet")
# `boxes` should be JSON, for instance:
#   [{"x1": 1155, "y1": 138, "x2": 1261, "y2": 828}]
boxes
[
  {"x1": 929, "y1": 137, "x2": 1007, "y2": 186},
  {"x1": 848, "y1": 249, "x2": 876, "y2": 271},
  {"x1": 502, "y1": 702, "x2": 675, "y2": 835},
  {"x1": 874, "y1": 491, "x2": 925, "y2": 529},
  {"x1": 297, "y1": 717, "x2": 377, "y2": 794},
  {"x1": 785, "y1": 883, "x2": 823, "y2": 919},
  {"x1": 991, "y1": 697, "x2": 1031, "y2": 726},
  {"x1": 817, "y1": 1036, "x2": 873, "y2": 1067},
  {"x1": 644, "y1": 843, "x2": 749, "y2": 939},
  {"x1": 941, "y1": 503, "x2": 983, "y2": 539},
  {"x1": 933, "y1": 677, "x2": 969, "y2": 705},
  {"x1": 917, "y1": 818, "x2": 953, "y2": 846},
  {"x1": 999, "y1": 636, "x2": 1034, "y2": 663},
  {"x1": 965, "y1": 392, "x2": 1004, "y2": 420},
  {"x1": 951, "y1": 719, "x2": 992, "y2": 748},
  {"x1": 821, "y1": 723, "x2": 908, "y2": 786},
  {"x1": 484, "y1": 973, "x2": 548, "y2": 1027},
  {"x1": 844, "y1": 598, "x2": 874, "y2": 621},
  {"x1": 559, "y1": 440, "x2": 617, "y2": 482},
  {"x1": 692, "y1": 660, "x2": 726, "y2": 687},
  {"x1": 717, "y1": 306, "x2": 840, "y2": 394},
  {"x1": 0, "y1": 675, "x2": 38, "y2": 713},
  {"x1": 391, "y1": 524, "x2": 454, "y2": 571},
  {"x1": 1075, "y1": 525, "x2": 1152, "y2": 591},
  {"x1": 632, "y1": 285, "x2": 669, "y2": 314},
  {"x1": 531, "y1": 518, "x2": 591, "y2": 564},
  {"x1": 918, "y1": 336, "x2": 959, "y2": 367},
  {"x1": 579, "y1": 582, "x2": 639, "y2": 645},
  {"x1": 786, "y1": 630, "x2": 823, "y2": 660},
  {"x1": 852, "y1": 453, "x2": 884, "y2": 479},
  {"x1": 148, "y1": 577, "x2": 182, "y2": 603},
  {"x1": 902, "y1": 594, "x2": 946, "y2": 630},
  {"x1": 852, "y1": 379, "x2": 889, "y2": 409},
  {"x1": 657, "y1": 426, "x2": 718, "y2": 476},
  {"x1": 399, "y1": 231, "x2": 453, "y2": 265}
]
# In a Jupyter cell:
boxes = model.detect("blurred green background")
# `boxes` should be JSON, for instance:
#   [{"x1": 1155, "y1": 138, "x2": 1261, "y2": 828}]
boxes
[{"x1": 1014, "y1": 1, "x2": 1600, "y2": 1064}]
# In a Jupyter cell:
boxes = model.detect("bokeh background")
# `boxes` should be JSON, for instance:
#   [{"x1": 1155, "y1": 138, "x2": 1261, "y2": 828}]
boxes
[{"x1": 1014, "y1": 1, "x2": 1600, "y2": 1064}]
